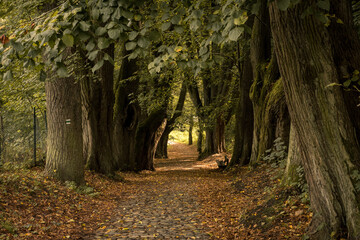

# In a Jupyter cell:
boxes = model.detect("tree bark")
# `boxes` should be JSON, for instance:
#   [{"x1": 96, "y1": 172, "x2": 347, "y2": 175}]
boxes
[
  {"x1": 248, "y1": 1, "x2": 290, "y2": 165},
  {"x1": 188, "y1": 115, "x2": 193, "y2": 145},
  {"x1": 82, "y1": 45, "x2": 116, "y2": 175},
  {"x1": 134, "y1": 109, "x2": 167, "y2": 171},
  {"x1": 44, "y1": 54, "x2": 84, "y2": 185},
  {"x1": 282, "y1": 124, "x2": 302, "y2": 186},
  {"x1": 0, "y1": 115, "x2": 3, "y2": 165},
  {"x1": 230, "y1": 17, "x2": 254, "y2": 167},
  {"x1": 270, "y1": 1, "x2": 360, "y2": 238},
  {"x1": 112, "y1": 51, "x2": 140, "y2": 171}
]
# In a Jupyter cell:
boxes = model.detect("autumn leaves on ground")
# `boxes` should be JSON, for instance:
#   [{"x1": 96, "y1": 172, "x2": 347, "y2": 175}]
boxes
[{"x1": 0, "y1": 143, "x2": 311, "y2": 239}]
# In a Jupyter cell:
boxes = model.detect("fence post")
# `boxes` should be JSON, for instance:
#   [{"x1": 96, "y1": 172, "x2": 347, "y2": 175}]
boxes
[
  {"x1": 33, "y1": 107, "x2": 36, "y2": 167},
  {"x1": 0, "y1": 115, "x2": 2, "y2": 165}
]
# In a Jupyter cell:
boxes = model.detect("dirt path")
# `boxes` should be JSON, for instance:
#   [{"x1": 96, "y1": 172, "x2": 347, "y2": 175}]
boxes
[{"x1": 88, "y1": 143, "x2": 228, "y2": 239}]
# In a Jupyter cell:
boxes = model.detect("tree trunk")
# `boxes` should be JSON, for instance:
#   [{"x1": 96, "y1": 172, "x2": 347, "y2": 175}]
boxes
[
  {"x1": 44, "y1": 58, "x2": 84, "y2": 185},
  {"x1": 249, "y1": 55, "x2": 290, "y2": 165},
  {"x1": 248, "y1": 1, "x2": 290, "y2": 165},
  {"x1": 214, "y1": 117, "x2": 226, "y2": 153},
  {"x1": 270, "y1": 1, "x2": 360, "y2": 238},
  {"x1": 82, "y1": 46, "x2": 116, "y2": 175},
  {"x1": 230, "y1": 17, "x2": 254, "y2": 167},
  {"x1": 0, "y1": 115, "x2": 3, "y2": 165},
  {"x1": 112, "y1": 51, "x2": 140, "y2": 171},
  {"x1": 156, "y1": 133, "x2": 169, "y2": 159},
  {"x1": 155, "y1": 81, "x2": 187, "y2": 158},
  {"x1": 134, "y1": 109, "x2": 167, "y2": 171},
  {"x1": 282, "y1": 124, "x2": 302, "y2": 186},
  {"x1": 188, "y1": 115, "x2": 193, "y2": 145},
  {"x1": 197, "y1": 120, "x2": 203, "y2": 155}
]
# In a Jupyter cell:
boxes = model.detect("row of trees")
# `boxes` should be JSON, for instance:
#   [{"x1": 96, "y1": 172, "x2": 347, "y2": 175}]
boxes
[{"x1": 1, "y1": 0, "x2": 360, "y2": 238}]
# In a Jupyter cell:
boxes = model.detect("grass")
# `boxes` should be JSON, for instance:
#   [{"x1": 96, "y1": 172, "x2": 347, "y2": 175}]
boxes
[{"x1": 169, "y1": 128, "x2": 198, "y2": 144}]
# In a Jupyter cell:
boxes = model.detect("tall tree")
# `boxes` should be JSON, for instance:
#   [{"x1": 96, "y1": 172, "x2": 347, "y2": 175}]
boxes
[
  {"x1": 44, "y1": 49, "x2": 84, "y2": 185},
  {"x1": 270, "y1": 1, "x2": 360, "y2": 238},
  {"x1": 155, "y1": 81, "x2": 187, "y2": 159},
  {"x1": 248, "y1": 0, "x2": 290, "y2": 166},
  {"x1": 229, "y1": 16, "x2": 254, "y2": 167},
  {"x1": 81, "y1": 46, "x2": 116, "y2": 175}
]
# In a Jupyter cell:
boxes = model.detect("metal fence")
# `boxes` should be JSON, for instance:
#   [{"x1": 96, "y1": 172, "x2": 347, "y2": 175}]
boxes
[{"x1": 0, "y1": 107, "x2": 47, "y2": 167}]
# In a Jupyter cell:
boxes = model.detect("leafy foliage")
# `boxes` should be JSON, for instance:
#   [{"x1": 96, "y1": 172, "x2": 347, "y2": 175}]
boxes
[{"x1": 262, "y1": 138, "x2": 287, "y2": 169}]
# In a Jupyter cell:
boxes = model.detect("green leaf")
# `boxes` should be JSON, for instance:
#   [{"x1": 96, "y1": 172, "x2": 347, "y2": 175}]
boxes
[
  {"x1": 62, "y1": 34, "x2": 74, "y2": 47},
  {"x1": 277, "y1": 0, "x2": 291, "y2": 11},
  {"x1": 104, "y1": 53, "x2": 114, "y2": 65},
  {"x1": 199, "y1": 46, "x2": 208, "y2": 56},
  {"x1": 98, "y1": 38, "x2": 110, "y2": 50},
  {"x1": 125, "y1": 42, "x2": 137, "y2": 51},
  {"x1": 190, "y1": 19, "x2": 201, "y2": 31},
  {"x1": 317, "y1": 0, "x2": 330, "y2": 11},
  {"x1": 92, "y1": 59, "x2": 104, "y2": 73},
  {"x1": 95, "y1": 27, "x2": 107, "y2": 36},
  {"x1": 92, "y1": 8, "x2": 100, "y2": 20},
  {"x1": 108, "y1": 29, "x2": 121, "y2": 40},
  {"x1": 78, "y1": 32, "x2": 90, "y2": 41},
  {"x1": 149, "y1": 30, "x2": 161, "y2": 41},
  {"x1": 138, "y1": 37, "x2": 150, "y2": 48},
  {"x1": 129, "y1": 31, "x2": 139, "y2": 41},
  {"x1": 193, "y1": 10, "x2": 203, "y2": 18},
  {"x1": 343, "y1": 79, "x2": 352, "y2": 87},
  {"x1": 57, "y1": 65, "x2": 69, "y2": 78},
  {"x1": 211, "y1": 22, "x2": 222, "y2": 32},
  {"x1": 228, "y1": 27, "x2": 244, "y2": 41},
  {"x1": 122, "y1": 10, "x2": 134, "y2": 19},
  {"x1": 234, "y1": 18, "x2": 242, "y2": 26},
  {"x1": 79, "y1": 21, "x2": 91, "y2": 31},
  {"x1": 171, "y1": 15, "x2": 181, "y2": 25},
  {"x1": 88, "y1": 50, "x2": 99, "y2": 61},
  {"x1": 128, "y1": 51, "x2": 139, "y2": 60},
  {"x1": 161, "y1": 22, "x2": 172, "y2": 31},
  {"x1": 112, "y1": 7, "x2": 121, "y2": 20},
  {"x1": 106, "y1": 22, "x2": 117, "y2": 29},
  {"x1": 86, "y1": 41, "x2": 96, "y2": 52},
  {"x1": 3, "y1": 70, "x2": 13, "y2": 81},
  {"x1": 174, "y1": 26, "x2": 184, "y2": 34}
]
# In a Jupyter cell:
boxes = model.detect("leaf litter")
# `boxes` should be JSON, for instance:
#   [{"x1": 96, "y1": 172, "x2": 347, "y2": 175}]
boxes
[{"x1": 0, "y1": 143, "x2": 311, "y2": 239}]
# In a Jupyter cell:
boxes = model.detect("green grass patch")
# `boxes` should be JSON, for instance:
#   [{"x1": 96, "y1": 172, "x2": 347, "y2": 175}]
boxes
[{"x1": 169, "y1": 127, "x2": 198, "y2": 144}]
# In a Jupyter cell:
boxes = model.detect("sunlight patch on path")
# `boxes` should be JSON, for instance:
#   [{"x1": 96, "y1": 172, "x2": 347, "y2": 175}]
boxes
[{"x1": 154, "y1": 143, "x2": 218, "y2": 171}]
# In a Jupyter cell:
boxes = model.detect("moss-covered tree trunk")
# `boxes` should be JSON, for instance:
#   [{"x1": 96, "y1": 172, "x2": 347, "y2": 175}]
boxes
[
  {"x1": 270, "y1": 1, "x2": 360, "y2": 238},
  {"x1": 282, "y1": 124, "x2": 302, "y2": 185},
  {"x1": 82, "y1": 46, "x2": 116, "y2": 175},
  {"x1": 249, "y1": 0, "x2": 290, "y2": 166},
  {"x1": 44, "y1": 52, "x2": 84, "y2": 185}
]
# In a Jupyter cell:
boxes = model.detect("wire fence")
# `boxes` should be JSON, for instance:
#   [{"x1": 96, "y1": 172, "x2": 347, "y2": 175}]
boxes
[{"x1": 0, "y1": 107, "x2": 47, "y2": 168}]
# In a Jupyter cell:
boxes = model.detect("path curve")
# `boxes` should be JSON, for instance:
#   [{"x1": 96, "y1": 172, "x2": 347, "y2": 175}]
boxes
[{"x1": 88, "y1": 143, "x2": 222, "y2": 239}]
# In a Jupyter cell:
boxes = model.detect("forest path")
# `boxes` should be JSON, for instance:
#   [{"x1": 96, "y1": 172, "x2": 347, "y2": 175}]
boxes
[{"x1": 89, "y1": 143, "x2": 230, "y2": 239}]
